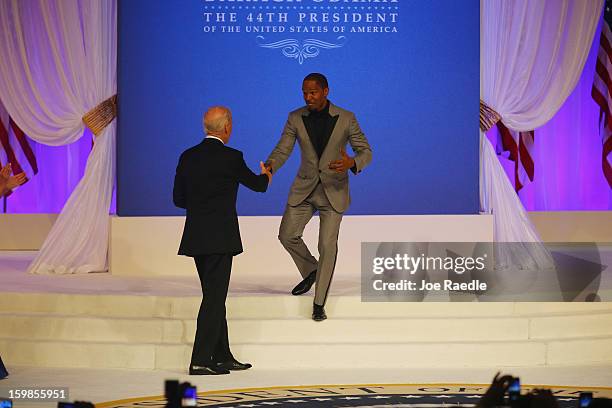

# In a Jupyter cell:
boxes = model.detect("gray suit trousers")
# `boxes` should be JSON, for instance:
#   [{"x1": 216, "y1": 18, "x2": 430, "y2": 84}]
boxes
[{"x1": 278, "y1": 182, "x2": 342, "y2": 306}]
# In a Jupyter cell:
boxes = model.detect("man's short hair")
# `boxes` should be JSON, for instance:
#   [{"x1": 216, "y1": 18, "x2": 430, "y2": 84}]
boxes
[
  {"x1": 303, "y1": 73, "x2": 329, "y2": 89},
  {"x1": 203, "y1": 106, "x2": 232, "y2": 134}
]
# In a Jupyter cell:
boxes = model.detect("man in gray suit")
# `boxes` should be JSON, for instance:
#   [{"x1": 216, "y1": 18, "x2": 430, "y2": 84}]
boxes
[{"x1": 265, "y1": 73, "x2": 372, "y2": 321}]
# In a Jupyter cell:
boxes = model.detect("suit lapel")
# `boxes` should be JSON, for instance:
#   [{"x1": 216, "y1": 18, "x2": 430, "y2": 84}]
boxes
[
  {"x1": 319, "y1": 103, "x2": 343, "y2": 168},
  {"x1": 299, "y1": 108, "x2": 318, "y2": 155}
]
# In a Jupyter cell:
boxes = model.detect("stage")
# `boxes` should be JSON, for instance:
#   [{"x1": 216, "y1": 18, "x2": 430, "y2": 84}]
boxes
[
  {"x1": 2, "y1": 250, "x2": 612, "y2": 370},
  {"x1": 2, "y1": 213, "x2": 612, "y2": 406},
  {"x1": 1, "y1": 0, "x2": 611, "y2": 406},
  {"x1": 2, "y1": 248, "x2": 612, "y2": 406}
]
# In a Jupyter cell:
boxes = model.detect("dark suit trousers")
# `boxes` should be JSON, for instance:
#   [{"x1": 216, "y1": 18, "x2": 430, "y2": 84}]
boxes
[
  {"x1": 0, "y1": 355, "x2": 7, "y2": 378},
  {"x1": 190, "y1": 254, "x2": 234, "y2": 366}
]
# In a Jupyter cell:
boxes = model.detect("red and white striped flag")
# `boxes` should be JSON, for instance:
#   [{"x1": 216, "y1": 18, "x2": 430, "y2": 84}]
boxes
[
  {"x1": 0, "y1": 101, "x2": 38, "y2": 196},
  {"x1": 592, "y1": 0, "x2": 612, "y2": 188},
  {"x1": 496, "y1": 121, "x2": 535, "y2": 192}
]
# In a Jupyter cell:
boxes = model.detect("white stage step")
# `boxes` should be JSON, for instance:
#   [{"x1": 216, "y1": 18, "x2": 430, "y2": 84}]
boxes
[
  {"x1": 4, "y1": 313, "x2": 612, "y2": 344},
  {"x1": 4, "y1": 292, "x2": 612, "y2": 318},
  {"x1": 1, "y1": 292, "x2": 612, "y2": 370},
  {"x1": 2, "y1": 336, "x2": 612, "y2": 370},
  {"x1": 0, "y1": 315, "x2": 538, "y2": 344}
]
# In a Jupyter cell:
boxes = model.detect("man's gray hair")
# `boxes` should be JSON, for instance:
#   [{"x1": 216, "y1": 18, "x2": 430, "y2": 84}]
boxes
[{"x1": 203, "y1": 106, "x2": 232, "y2": 134}]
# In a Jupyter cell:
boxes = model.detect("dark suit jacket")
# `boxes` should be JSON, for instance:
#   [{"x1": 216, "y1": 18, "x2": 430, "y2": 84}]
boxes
[{"x1": 173, "y1": 138, "x2": 268, "y2": 256}]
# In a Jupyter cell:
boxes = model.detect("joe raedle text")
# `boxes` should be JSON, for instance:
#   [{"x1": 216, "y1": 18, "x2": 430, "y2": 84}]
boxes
[{"x1": 372, "y1": 279, "x2": 487, "y2": 292}]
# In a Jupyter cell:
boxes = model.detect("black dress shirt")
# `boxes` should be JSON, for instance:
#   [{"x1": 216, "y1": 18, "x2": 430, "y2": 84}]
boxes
[{"x1": 302, "y1": 101, "x2": 339, "y2": 158}]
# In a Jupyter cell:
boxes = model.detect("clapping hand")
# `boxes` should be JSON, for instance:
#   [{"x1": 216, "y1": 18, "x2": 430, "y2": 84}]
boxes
[
  {"x1": 0, "y1": 164, "x2": 10, "y2": 182},
  {"x1": 8, "y1": 171, "x2": 27, "y2": 189},
  {"x1": 328, "y1": 148, "x2": 355, "y2": 173},
  {"x1": 0, "y1": 163, "x2": 27, "y2": 195}
]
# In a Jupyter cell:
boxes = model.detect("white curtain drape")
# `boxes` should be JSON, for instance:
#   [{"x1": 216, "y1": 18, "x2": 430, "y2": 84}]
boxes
[
  {"x1": 0, "y1": 0, "x2": 117, "y2": 273},
  {"x1": 480, "y1": 0, "x2": 602, "y2": 269}
]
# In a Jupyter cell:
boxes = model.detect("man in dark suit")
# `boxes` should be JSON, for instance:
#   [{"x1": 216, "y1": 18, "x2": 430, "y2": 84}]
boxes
[
  {"x1": 0, "y1": 355, "x2": 7, "y2": 379},
  {"x1": 174, "y1": 106, "x2": 271, "y2": 375}
]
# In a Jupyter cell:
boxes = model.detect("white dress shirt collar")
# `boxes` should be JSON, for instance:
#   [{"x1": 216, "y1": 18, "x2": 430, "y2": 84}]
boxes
[{"x1": 205, "y1": 135, "x2": 225, "y2": 145}]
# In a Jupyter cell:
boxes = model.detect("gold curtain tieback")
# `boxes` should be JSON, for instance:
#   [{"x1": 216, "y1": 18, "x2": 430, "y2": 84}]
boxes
[
  {"x1": 83, "y1": 95, "x2": 117, "y2": 136},
  {"x1": 479, "y1": 99, "x2": 501, "y2": 132}
]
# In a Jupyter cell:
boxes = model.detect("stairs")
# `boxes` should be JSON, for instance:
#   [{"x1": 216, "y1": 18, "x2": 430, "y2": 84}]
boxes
[{"x1": 2, "y1": 293, "x2": 612, "y2": 370}]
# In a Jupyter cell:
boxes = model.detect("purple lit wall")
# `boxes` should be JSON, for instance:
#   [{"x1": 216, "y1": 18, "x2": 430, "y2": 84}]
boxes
[
  {"x1": 2, "y1": 129, "x2": 116, "y2": 214},
  {"x1": 489, "y1": 16, "x2": 611, "y2": 211}
]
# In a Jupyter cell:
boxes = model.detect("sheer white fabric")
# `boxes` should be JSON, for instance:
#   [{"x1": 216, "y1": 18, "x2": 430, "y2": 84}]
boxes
[
  {"x1": 480, "y1": 0, "x2": 602, "y2": 269},
  {"x1": 0, "y1": 0, "x2": 117, "y2": 273},
  {"x1": 480, "y1": 131, "x2": 553, "y2": 270},
  {"x1": 481, "y1": 0, "x2": 602, "y2": 131}
]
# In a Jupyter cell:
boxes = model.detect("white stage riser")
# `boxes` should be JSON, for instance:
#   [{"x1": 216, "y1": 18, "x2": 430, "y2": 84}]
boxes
[
  {"x1": 3, "y1": 293, "x2": 612, "y2": 319},
  {"x1": 2, "y1": 339, "x2": 612, "y2": 370},
  {"x1": 109, "y1": 215, "x2": 493, "y2": 277},
  {"x1": 3, "y1": 212, "x2": 612, "y2": 251},
  {"x1": 3, "y1": 314, "x2": 612, "y2": 344}
]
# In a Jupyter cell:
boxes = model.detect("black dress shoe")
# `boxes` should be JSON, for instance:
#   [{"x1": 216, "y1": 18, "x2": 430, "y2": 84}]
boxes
[
  {"x1": 291, "y1": 270, "x2": 317, "y2": 295},
  {"x1": 189, "y1": 364, "x2": 230, "y2": 375},
  {"x1": 216, "y1": 359, "x2": 252, "y2": 371},
  {"x1": 312, "y1": 303, "x2": 327, "y2": 321}
]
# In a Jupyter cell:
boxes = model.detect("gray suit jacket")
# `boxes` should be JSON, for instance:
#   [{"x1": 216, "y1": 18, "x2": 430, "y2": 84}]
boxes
[{"x1": 266, "y1": 102, "x2": 372, "y2": 213}]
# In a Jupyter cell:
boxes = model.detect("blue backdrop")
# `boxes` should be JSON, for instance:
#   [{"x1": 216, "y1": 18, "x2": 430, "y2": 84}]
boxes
[{"x1": 117, "y1": 0, "x2": 479, "y2": 216}]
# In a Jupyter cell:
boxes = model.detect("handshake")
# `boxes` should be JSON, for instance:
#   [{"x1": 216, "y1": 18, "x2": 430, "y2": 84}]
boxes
[
  {"x1": 0, "y1": 163, "x2": 26, "y2": 197},
  {"x1": 259, "y1": 161, "x2": 272, "y2": 183},
  {"x1": 257, "y1": 147, "x2": 356, "y2": 183}
]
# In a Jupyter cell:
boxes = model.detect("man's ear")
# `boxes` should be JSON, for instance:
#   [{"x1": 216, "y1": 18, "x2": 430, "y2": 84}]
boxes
[{"x1": 323, "y1": 88, "x2": 329, "y2": 97}]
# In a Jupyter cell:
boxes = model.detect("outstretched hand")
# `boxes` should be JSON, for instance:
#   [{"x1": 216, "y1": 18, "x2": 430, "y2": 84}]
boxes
[
  {"x1": 260, "y1": 161, "x2": 272, "y2": 183},
  {"x1": 264, "y1": 160, "x2": 273, "y2": 173},
  {"x1": 328, "y1": 148, "x2": 355, "y2": 173}
]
